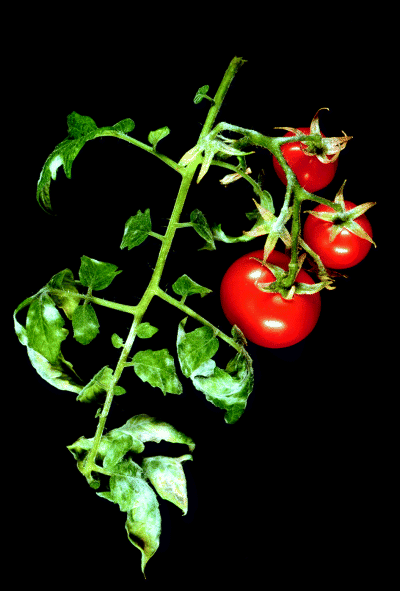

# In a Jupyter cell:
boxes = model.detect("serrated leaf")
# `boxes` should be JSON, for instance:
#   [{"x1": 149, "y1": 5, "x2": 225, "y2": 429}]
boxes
[
  {"x1": 76, "y1": 365, "x2": 124, "y2": 403},
  {"x1": 26, "y1": 292, "x2": 69, "y2": 364},
  {"x1": 172, "y1": 274, "x2": 212, "y2": 298},
  {"x1": 137, "y1": 323, "x2": 159, "y2": 339},
  {"x1": 193, "y1": 350, "x2": 254, "y2": 424},
  {"x1": 148, "y1": 127, "x2": 170, "y2": 149},
  {"x1": 129, "y1": 349, "x2": 183, "y2": 395},
  {"x1": 78, "y1": 255, "x2": 122, "y2": 290},
  {"x1": 176, "y1": 320, "x2": 219, "y2": 379},
  {"x1": 190, "y1": 209, "x2": 216, "y2": 251},
  {"x1": 115, "y1": 414, "x2": 195, "y2": 452},
  {"x1": 120, "y1": 209, "x2": 152, "y2": 250},
  {"x1": 72, "y1": 304, "x2": 100, "y2": 345},
  {"x1": 142, "y1": 455, "x2": 192, "y2": 515},
  {"x1": 47, "y1": 268, "x2": 80, "y2": 319}
]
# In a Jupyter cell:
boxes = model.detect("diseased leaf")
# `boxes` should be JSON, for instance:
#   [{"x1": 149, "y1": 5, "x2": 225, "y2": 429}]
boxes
[
  {"x1": 77, "y1": 366, "x2": 126, "y2": 403},
  {"x1": 26, "y1": 292, "x2": 69, "y2": 364},
  {"x1": 115, "y1": 414, "x2": 195, "y2": 452},
  {"x1": 189, "y1": 209, "x2": 216, "y2": 251},
  {"x1": 176, "y1": 320, "x2": 219, "y2": 379},
  {"x1": 26, "y1": 347, "x2": 83, "y2": 393},
  {"x1": 142, "y1": 455, "x2": 192, "y2": 515},
  {"x1": 120, "y1": 210, "x2": 152, "y2": 250},
  {"x1": 72, "y1": 304, "x2": 100, "y2": 345},
  {"x1": 172, "y1": 274, "x2": 212, "y2": 298},
  {"x1": 129, "y1": 350, "x2": 183, "y2": 395},
  {"x1": 47, "y1": 268, "x2": 80, "y2": 320},
  {"x1": 103, "y1": 432, "x2": 136, "y2": 472},
  {"x1": 78, "y1": 255, "x2": 122, "y2": 290}
]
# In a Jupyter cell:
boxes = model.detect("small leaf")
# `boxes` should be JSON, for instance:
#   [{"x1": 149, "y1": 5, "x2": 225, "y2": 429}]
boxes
[
  {"x1": 148, "y1": 127, "x2": 170, "y2": 150},
  {"x1": 129, "y1": 350, "x2": 183, "y2": 395},
  {"x1": 112, "y1": 333, "x2": 124, "y2": 348},
  {"x1": 142, "y1": 455, "x2": 192, "y2": 515},
  {"x1": 193, "y1": 85, "x2": 210, "y2": 104},
  {"x1": 72, "y1": 304, "x2": 100, "y2": 345},
  {"x1": 212, "y1": 223, "x2": 254, "y2": 244},
  {"x1": 137, "y1": 323, "x2": 159, "y2": 339},
  {"x1": 76, "y1": 366, "x2": 124, "y2": 403},
  {"x1": 112, "y1": 118, "x2": 135, "y2": 134},
  {"x1": 115, "y1": 414, "x2": 195, "y2": 452},
  {"x1": 176, "y1": 321, "x2": 219, "y2": 379},
  {"x1": 78, "y1": 255, "x2": 122, "y2": 290},
  {"x1": 172, "y1": 274, "x2": 212, "y2": 298},
  {"x1": 120, "y1": 209, "x2": 152, "y2": 250},
  {"x1": 26, "y1": 292, "x2": 69, "y2": 364},
  {"x1": 47, "y1": 268, "x2": 80, "y2": 319},
  {"x1": 189, "y1": 209, "x2": 216, "y2": 251}
]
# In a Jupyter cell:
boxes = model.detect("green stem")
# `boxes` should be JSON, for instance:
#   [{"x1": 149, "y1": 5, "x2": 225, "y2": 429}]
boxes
[
  {"x1": 82, "y1": 56, "x2": 245, "y2": 479},
  {"x1": 49, "y1": 289, "x2": 136, "y2": 314},
  {"x1": 156, "y1": 287, "x2": 241, "y2": 352}
]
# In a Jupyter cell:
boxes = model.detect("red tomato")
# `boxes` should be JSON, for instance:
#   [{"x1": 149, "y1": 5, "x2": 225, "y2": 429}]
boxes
[
  {"x1": 303, "y1": 201, "x2": 373, "y2": 269},
  {"x1": 220, "y1": 250, "x2": 321, "y2": 348},
  {"x1": 272, "y1": 128, "x2": 338, "y2": 193}
]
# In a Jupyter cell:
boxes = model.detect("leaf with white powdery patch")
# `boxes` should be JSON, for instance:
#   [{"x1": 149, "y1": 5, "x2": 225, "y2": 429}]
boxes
[
  {"x1": 142, "y1": 455, "x2": 193, "y2": 515},
  {"x1": 79, "y1": 255, "x2": 122, "y2": 290},
  {"x1": 128, "y1": 350, "x2": 183, "y2": 395}
]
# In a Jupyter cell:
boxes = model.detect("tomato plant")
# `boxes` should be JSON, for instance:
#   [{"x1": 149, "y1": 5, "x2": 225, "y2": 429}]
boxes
[
  {"x1": 272, "y1": 108, "x2": 351, "y2": 193},
  {"x1": 220, "y1": 250, "x2": 321, "y2": 348},
  {"x1": 303, "y1": 181, "x2": 376, "y2": 269}
]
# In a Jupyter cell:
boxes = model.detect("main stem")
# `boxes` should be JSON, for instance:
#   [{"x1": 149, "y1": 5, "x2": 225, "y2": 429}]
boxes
[{"x1": 82, "y1": 57, "x2": 246, "y2": 478}]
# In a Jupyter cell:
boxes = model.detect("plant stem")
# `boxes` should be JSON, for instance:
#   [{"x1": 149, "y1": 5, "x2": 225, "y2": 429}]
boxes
[{"x1": 82, "y1": 57, "x2": 245, "y2": 479}]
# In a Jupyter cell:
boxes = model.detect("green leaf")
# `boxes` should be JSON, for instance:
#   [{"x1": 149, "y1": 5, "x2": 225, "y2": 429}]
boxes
[
  {"x1": 176, "y1": 320, "x2": 219, "y2": 379},
  {"x1": 211, "y1": 223, "x2": 254, "y2": 244},
  {"x1": 103, "y1": 432, "x2": 137, "y2": 472},
  {"x1": 142, "y1": 455, "x2": 192, "y2": 515},
  {"x1": 37, "y1": 112, "x2": 136, "y2": 212},
  {"x1": 172, "y1": 274, "x2": 212, "y2": 298},
  {"x1": 72, "y1": 304, "x2": 100, "y2": 345},
  {"x1": 112, "y1": 333, "x2": 124, "y2": 348},
  {"x1": 189, "y1": 209, "x2": 216, "y2": 251},
  {"x1": 148, "y1": 126, "x2": 170, "y2": 150},
  {"x1": 129, "y1": 350, "x2": 183, "y2": 395},
  {"x1": 193, "y1": 348, "x2": 254, "y2": 424},
  {"x1": 76, "y1": 366, "x2": 126, "y2": 403},
  {"x1": 137, "y1": 323, "x2": 159, "y2": 339},
  {"x1": 114, "y1": 414, "x2": 195, "y2": 452},
  {"x1": 78, "y1": 255, "x2": 122, "y2": 290},
  {"x1": 120, "y1": 209, "x2": 152, "y2": 250},
  {"x1": 193, "y1": 84, "x2": 210, "y2": 104},
  {"x1": 47, "y1": 268, "x2": 80, "y2": 319},
  {"x1": 26, "y1": 347, "x2": 83, "y2": 393},
  {"x1": 26, "y1": 292, "x2": 69, "y2": 364}
]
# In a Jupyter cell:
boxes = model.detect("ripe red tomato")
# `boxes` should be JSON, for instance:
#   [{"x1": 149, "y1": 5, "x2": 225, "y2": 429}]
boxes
[
  {"x1": 303, "y1": 201, "x2": 373, "y2": 269},
  {"x1": 220, "y1": 250, "x2": 321, "y2": 348},
  {"x1": 272, "y1": 128, "x2": 338, "y2": 193}
]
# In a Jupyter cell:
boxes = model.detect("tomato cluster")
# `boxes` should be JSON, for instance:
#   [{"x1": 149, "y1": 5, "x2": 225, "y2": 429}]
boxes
[{"x1": 220, "y1": 111, "x2": 375, "y2": 349}]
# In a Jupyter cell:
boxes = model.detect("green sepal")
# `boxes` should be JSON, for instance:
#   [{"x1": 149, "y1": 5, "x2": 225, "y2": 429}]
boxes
[
  {"x1": 127, "y1": 350, "x2": 183, "y2": 395},
  {"x1": 37, "y1": 112, "x2": 135, "y2": 212},
  {"x1": 76, "y1": 366, "x2": 126, "y2": 403},
  {"x1": 189, "y1": 209, "x2": 216, "y2": 251},
  {"x1": 148, "y1": 127, "x2": 170, "y2": 150},
  {"x1": 142, "y1": 455, "x2": 192, "y2": 515},
  {"x1": 136, "y1": 323, "x2": 159, "y2": 339},
  {"x1": 78, "y1": 255, "x2": 122, "y2": 291},
  {"x1": 172, "y1": 274, "x2": 212, "y2": 298},
  {"x1": 72, "y1": 304, "x2": 100, "y2": 345},
  {"x1": 120, "y1": 209, "x2": 152, "y2": 250}
]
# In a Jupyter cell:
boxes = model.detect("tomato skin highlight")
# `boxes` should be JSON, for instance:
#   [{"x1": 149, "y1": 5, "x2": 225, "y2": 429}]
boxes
[
  {"x1": 272, "y1": 128, "x2": 338, "y2": 193},
  {"x1": 303, "y1": 201, "x2": 373, "y2": 269},
  {"x1": 220, "y1": 250, "x2": 321, "y2": 348}
]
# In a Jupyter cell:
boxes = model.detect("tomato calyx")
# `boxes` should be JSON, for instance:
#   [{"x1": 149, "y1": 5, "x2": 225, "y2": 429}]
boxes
[
  {"x1": 304, "y1": 180, "x2": 377, "y2": 246},
  {"x1": 275, "y1": 108, "x2": 353, "y2": 163},
  {"x1": 251, "y1": 253, "x2": 326, "y2": 300},
  {"x1": 243, "y1": 198, "x2": 292, "y2": 262}
]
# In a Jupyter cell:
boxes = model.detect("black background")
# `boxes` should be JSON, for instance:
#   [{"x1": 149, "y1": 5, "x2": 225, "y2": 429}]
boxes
[{"x1": 9, "y1": 29, "x2": 392, "y2": 588}]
